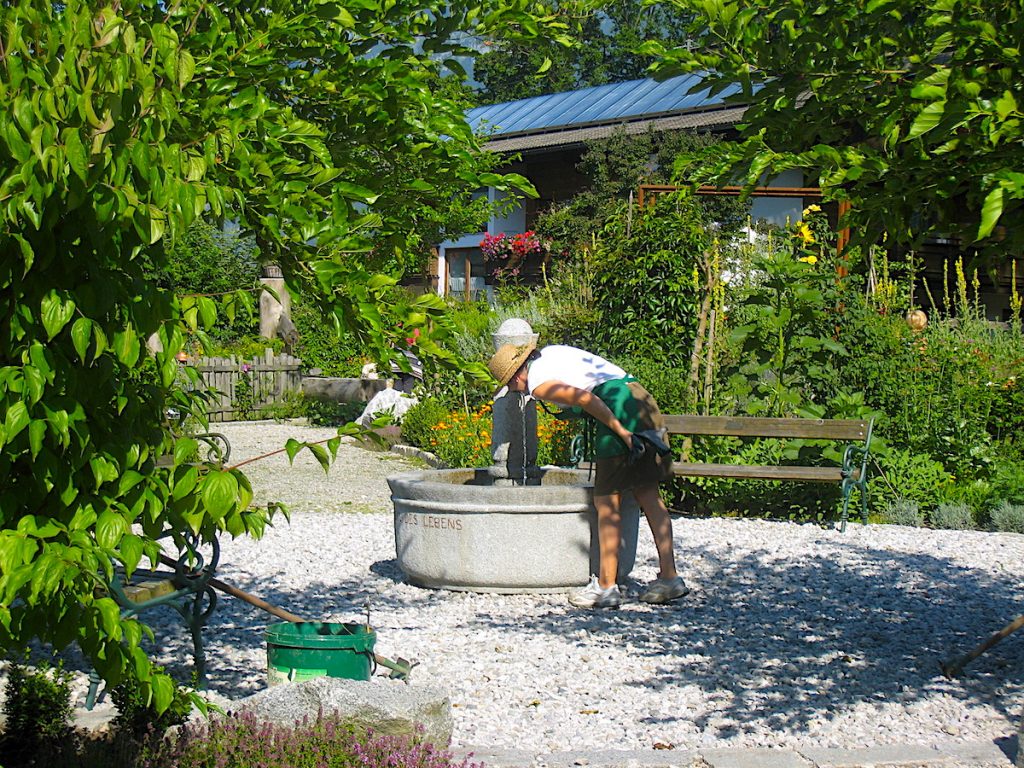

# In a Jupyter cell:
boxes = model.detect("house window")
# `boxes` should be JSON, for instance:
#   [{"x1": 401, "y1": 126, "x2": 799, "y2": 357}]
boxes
[{"x1": 446, "y1": 248, "x2": 491, "y2": 302}]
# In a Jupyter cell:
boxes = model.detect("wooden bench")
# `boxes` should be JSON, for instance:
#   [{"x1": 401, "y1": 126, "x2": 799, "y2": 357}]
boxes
[
  {"x1": 663, "y1": 415, "x2": 874, "y2": 532},
  {"x1": 85, "y1": 431, "x2": 229, "y2": 709}
]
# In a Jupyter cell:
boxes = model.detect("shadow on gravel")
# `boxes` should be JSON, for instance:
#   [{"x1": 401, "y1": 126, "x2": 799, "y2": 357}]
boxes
[
  {"x1": 68, "y1": 532, "x2": 1023, "y2": 746},
  {"x1": 474, "y1": 539, "x2": 1023, "y2": 741}
]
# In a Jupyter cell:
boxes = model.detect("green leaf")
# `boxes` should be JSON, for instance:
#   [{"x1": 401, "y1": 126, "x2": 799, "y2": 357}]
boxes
[
  {"x1": 5, "y1": 401, "x2": 30, "y2": 441},
  {"x1": 996, "y1": 90, "x2": 1018, "y2": 121},
  {"x1": 335, "y1": 181, "x2": 380, "y2": 204},
  {"x1": 197, "y1": 297, "x2": 217, "y2": 329},
  {"x1": 96, "y1": 509, "x2": 126, "y2": 550},
  {"x1": 71, "y1": 317, "x2": 93, "y2": 362},
  {"x1": 119, "y1": 533, "x2": 144, "y2": 575},
  {"x1": 307, "y1": 443, "x2": 331, "y2": 473},
  {"x1": 113, "y1": 328, "x2": 141, "y2": 366},
  {"x1": 284, "y1": 438, "x2": 303, "y2": 464},
  {"x1": 64, "y1": 129, "x2": 89, "y2": 181},
  {"x1": 151, "y1": 673, "x2": 174, "y2": 714},
  {"x1": 174, "y1": 438, "x2": 199, "y2": 466},
  {"x1": 905, "y1": 101, "x2": 945, "y2": 139},
  {"x1": 177, "y1": 49, "x2": 196, "y2": 89},
  {"x1": 978, "y1": 185, "x2": 1004, "y2": 239},
  {"x1": 96, "y1": 597, "x2": 123, "y2": 638},
  {"x1": 201, "y1": 470, "x2": 239, "y2": 520},
  {"x1": 172, "y1": 465, "x2": 199, "y2": 501},
  {"x1": 28, "y1": 419, "x2": 45, "y2": 458},
  {"x1": 40, "y1": 292, "x2": 76, "y2": 340}
]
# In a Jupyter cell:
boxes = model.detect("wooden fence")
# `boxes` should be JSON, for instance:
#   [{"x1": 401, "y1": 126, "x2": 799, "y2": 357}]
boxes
[{"x1": 193, "y1": 350, "x2": 303, "y2": 422}]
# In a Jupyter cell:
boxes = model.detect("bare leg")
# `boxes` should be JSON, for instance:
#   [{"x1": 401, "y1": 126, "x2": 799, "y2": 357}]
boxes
[
  {"x1": 633, "y1": 483, "x2": 678, "y2": 580},
  {"x1": 593, "y1": 492, "x2": 621, "y2": 589}
]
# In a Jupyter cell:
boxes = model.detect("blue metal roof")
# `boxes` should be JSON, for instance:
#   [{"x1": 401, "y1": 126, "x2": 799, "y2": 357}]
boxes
[{"x1": 467, "y1": 74, "x2": 738, "y2": 138}]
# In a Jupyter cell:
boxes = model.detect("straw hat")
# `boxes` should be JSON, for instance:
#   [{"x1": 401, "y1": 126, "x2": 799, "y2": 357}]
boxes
[{"x1": 488, "y1": 341, "x2": 537, "y2": 393}]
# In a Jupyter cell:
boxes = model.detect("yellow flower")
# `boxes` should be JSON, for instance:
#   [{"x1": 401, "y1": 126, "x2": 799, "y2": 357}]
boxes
[
  {"x1": 803, "y1": 204, "x2": 821, "y2": 215},
  {"x1": 796, "y1": 222, "x2": 814, "y2": 244},
  {"x1": 799, "y1": 255, "x2": 818, "y2": 265}
]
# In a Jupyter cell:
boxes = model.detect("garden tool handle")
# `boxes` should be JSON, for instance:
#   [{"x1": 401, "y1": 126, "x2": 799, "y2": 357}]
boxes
[{"x1": 159, "y1": 554, "x2": 413, "y2": 680}]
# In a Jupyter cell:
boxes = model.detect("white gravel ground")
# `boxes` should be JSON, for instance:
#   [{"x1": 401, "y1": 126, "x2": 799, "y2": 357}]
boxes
[{"x1": 134, "y1": 421, "x2": 1024, "y2": 754}]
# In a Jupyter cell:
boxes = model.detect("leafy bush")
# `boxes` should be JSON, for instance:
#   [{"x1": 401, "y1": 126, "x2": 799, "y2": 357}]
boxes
[
  {"x1": 203, "y1": 335, "x2": 284, "y2": 360},
  {"x1": 616, "y1": 356, "x2": 691, "y2": 414},
  {"x1": 291, "y1": 296, "x2": 366, "y2": 378},
  {"x1": 141, "y1": 711, "x2": 478, "y2": 768},
  {"x1": 588, "y1": 193, "x2": 707, "y2": 369},
  {"x1": 872, "y1": 448, "x2": 956, "y2": 511},
  {"x1": 0, "y1": 660, "x2": 74, "y2": 764},
  {"x1": 721, "y1": 211, "x2": 850, "y2": 417},
  {"x1": 111, "y1": 668, "x2": 192, "y2": 739},
  {"x1": 882, "y1": 498, "x2": 925, "y2": 527},
  {"x1": 989, "y1": 457, "x2": 1024, "y2": 506},
  {"x1": 990, "y1": 501, "x2": 1024, "y2": 534},
  {"x1": 305, "y1": 399, "x2": 366, "y2": 427},
  {"x1": 930, "y1": 501, "x2": 976, "y2": 530},
  {"x1": 401, "y1": 398, "x2": 454, "y2": 453},
  {"x1": 150, "y1": 221, "x2": 262, "y2": 344}
]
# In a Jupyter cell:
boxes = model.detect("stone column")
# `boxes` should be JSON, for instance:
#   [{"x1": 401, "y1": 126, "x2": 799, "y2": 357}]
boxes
[
  {"x1": 259, "y1": 264, "x2": 293, "y2": 341},
  {"x1": 488, "y1": 318, "x2": 540, "y2": 486}
]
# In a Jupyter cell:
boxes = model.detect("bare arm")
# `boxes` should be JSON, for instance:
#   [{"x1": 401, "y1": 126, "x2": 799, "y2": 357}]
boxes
[{"x1": 531, "y1": 380, "x2": 632, "y2": 446}]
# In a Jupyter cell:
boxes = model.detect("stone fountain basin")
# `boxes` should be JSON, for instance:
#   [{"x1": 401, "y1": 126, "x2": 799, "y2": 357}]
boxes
[{"x1": 387, "y1": 467, "x2": 638, "y2": 594}]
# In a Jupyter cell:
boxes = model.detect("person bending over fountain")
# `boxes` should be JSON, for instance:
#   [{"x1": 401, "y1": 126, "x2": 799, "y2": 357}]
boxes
[{"x1": 488, "y1": 342, "x2": 689, "y2": 609}]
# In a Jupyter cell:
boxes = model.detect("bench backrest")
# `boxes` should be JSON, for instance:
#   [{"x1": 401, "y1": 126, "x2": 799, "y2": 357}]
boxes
[{"x1": 663, "y1": 415, "x2": 870, "y2": 441}]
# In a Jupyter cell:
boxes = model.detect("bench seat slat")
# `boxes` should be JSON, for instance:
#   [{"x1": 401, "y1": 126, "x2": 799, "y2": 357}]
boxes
[
  {"x1": 673, "y1": 463, "x2": 860, "y2": 482},
  {"x1": 663, "y1": 415, "x2": 868, "y2": 441}
]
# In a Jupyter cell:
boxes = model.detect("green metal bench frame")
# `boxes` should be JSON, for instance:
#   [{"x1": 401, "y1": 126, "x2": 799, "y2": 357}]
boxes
[{"x1": 85, "y1": 430, "x2": 230, "y2": 709}]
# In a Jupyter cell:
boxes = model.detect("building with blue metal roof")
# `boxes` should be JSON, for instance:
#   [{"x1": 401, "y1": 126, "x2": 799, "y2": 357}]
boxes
[
  {"x1": 466, "y1": 74, "x2": 745, "y2": 153},
  {"x1": 433, "y1": 75, "x2": 804, "y2": 301}
]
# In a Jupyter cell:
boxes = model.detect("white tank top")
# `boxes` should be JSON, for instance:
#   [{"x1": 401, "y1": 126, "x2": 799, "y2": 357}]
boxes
[{"x1": 526, "y1": 345, "x2": 627, "y2": 394}]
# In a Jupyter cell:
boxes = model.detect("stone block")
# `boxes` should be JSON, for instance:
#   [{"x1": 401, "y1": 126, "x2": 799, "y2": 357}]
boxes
[
  {"x1": 799, "y1": 744, "x2": 946, "y2": 767},
  {"x1": 303, "y1": 377, "x2": 389, "y2": 403},
  {"x1": 701, "y1": 747, "x2": 811, "y2": 768},
  {"x1": 231, "y1": 676, "x2": 453, "y2": 747}
]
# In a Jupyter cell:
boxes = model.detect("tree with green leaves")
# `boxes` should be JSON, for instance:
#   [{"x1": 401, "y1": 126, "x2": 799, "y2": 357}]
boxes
[
  {"x1": 0, "y1": 0, "x2": 549, "y2": 711},
  {"x1": 474, "y1": 0, "x2": 694, "y2": 104},
  {"x1": 642, "y1": 0, "x2": 1024, "y2": 257}
]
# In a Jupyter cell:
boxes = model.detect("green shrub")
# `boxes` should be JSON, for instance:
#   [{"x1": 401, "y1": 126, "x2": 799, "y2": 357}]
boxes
[
  {"x1": 930, "y1": 501, "x2": 975, "y2": 530},
  {"x1": 111, "y1": 668, "x2": 192, "y2": 739},
  {"x1": 990, "y1": 457, "x2": 1024, "y2": 506},
  {"x1": 0, "y1": 659, "x2": 74, "y2": 763},
  {"x1": 150, "y1": 221, "x2": 262, "y2": 345},
  {"x1": 990, "y1": 501, "x2": 1024, "y2": 533},
  {"x1": 589, "y1": 194, "x2": 707, "y2": 369},
  {"x1": 291, "y1": 297, "x2": 365, "y2": 377},
  {"x1": 203, "y1": 335, "x2": 284, "y2": 360},
  {"x1": 616, "y1": 356, "x2": 690, "y2": 414},
  {"x1": 400, "y1": 398, "x2": 453, "y2": 452},
  {"x1": 872, "y1": 448, "x2": 956, "y2": 511},
  {"x1": 882, "y1": 498, "x2": 925, "y2": 527},
  {"x1": 305, "y1": 398, "x2": 366, "y2": 426}
]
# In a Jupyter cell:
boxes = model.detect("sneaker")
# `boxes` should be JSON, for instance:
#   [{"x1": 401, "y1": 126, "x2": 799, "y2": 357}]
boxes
[
  {"x1": 568, "y1": 575, "x2": 622, "y2": 609},
  {"x1": 639, "y1": 576, "x2": 690, "y2": 604}
]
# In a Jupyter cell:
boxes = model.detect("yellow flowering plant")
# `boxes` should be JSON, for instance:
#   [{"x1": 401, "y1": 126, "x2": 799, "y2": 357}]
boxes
[
  {"x1": 415, "y1": 403, "x2": 578, "y2": 468},
  {"x1": 726, "y1": 212, "x2": 848, "y2": 417}
]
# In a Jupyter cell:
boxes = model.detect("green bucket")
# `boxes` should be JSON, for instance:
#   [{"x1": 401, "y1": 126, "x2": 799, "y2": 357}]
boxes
[{"x1": 265, "y1": 622, "x2": 376, "y2": 686}]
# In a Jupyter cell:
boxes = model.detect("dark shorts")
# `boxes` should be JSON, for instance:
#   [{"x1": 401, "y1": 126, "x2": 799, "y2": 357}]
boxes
[{"x1": 592, "y1": 381, "x2": 672, "y2": 496}]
